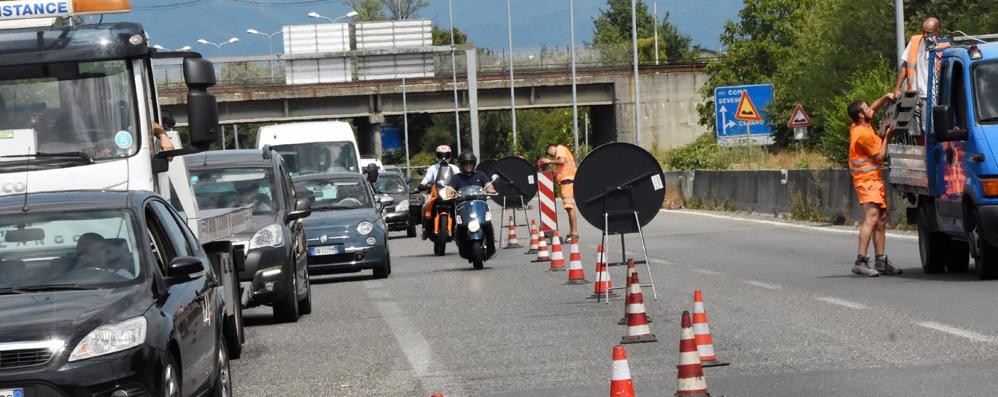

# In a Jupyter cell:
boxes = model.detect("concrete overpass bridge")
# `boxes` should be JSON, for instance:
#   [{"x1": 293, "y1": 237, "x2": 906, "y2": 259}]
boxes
[{"x1": 158, "y1": 54, "x2": 706, "y2": 156}]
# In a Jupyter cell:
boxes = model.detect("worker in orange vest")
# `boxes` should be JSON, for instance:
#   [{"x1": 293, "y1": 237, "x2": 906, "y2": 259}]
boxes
[
  {"x1": 539, "y1": 144, "x2": 579, "y2": 239},
  {"x1": 847, "y1": 93, "x2": 899, "y2": 277},
  {"x1": 893, "y1": 17, "x2": 948, "y2": 136}
]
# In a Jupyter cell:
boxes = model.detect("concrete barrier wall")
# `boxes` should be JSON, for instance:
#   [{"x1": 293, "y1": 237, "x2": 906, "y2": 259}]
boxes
[{"x1": 664, "y1": 170, "x2": 907, "y2": 224}]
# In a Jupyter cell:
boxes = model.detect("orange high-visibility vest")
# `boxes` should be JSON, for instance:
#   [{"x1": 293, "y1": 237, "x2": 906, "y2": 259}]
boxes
[
  {"x1": 849, "y1": 124, "x2": 882, "y2": 182},
  {"x1": 904, "y1": 35, "x2": 950, "y2": 91}
]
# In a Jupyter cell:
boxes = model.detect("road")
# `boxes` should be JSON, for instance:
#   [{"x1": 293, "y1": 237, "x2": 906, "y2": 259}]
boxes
[{"x1": 231, "y1": 208, "x2": 998, "y2": 396}]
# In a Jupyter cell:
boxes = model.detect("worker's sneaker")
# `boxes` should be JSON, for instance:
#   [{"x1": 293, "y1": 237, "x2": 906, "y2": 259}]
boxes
[
  {"x1": 874, "y1": 256, "x2": 902, "y2": 275},
  {"x1": 851, "y1": 256, "x2": 880, "y2": 277}
]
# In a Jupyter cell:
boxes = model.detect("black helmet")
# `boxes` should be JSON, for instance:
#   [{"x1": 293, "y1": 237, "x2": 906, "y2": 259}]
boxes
[
  {"x1": 435, "y1": 145, "x2": 453, "y2": 161},
  {"x1": 457, "y1": 150, "x2": 477, "y2": 167}
]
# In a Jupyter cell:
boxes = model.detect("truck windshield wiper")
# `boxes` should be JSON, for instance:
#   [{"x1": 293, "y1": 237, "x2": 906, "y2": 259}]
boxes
[
  {"x1": 7, "y1": 283, "x2": 97, "y2": 292},
  {"x1": 0, "y1": 152, "x2": 95, "y2": 164}
]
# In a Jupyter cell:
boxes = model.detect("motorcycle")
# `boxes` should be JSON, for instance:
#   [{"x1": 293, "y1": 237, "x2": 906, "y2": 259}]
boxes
[
  {"x1": 423, "y1": 161, "x2": 456, "y2": 256},
  {"x1": 446, "y1": 184, "x2": 497, "y2": 269}
]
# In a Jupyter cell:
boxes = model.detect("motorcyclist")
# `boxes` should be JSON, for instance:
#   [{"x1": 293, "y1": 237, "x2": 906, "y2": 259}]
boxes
[
  {"x1": 445, "y1": 150, "x2": 496, "y2": 196},
  {"x1": 420, "y1": 145, "x2": 460, "y2": 239}
]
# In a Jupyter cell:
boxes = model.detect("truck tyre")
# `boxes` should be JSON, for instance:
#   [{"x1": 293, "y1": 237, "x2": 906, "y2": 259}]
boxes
[
  {"x1": 945, "y1": 240, "x2": 970, "y2": 273},
  {"x1": 918, "y1": 204, "x2": 948, "y2": 274}
]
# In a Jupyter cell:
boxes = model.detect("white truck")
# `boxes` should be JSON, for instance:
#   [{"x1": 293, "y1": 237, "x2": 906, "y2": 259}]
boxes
[{"x1": 0, "y1": 1, "x2": 251, "y2": 355}]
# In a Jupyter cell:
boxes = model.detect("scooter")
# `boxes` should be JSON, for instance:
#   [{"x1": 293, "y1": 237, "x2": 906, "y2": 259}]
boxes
[
  {"x1": 424, "y1": 162, "x2": 456, "y2": 256},
  {"x1": 449, "y1": 184, "x2": 497, "y2": 269}
]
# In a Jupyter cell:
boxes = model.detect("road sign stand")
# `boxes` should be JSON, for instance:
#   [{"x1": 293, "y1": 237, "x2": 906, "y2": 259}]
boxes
[
  {"x1": 498, "y1": 195, "x2": 530, "y2": 249},
  {"x1": 594, "y1": 185, "x2": 658, "y2": 304}
]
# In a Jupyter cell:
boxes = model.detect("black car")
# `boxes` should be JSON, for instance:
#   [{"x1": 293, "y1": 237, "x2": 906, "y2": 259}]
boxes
[
  {"x1": 185, "y1": 149, "x2": 313, "y2": 323},
  {"x1": 293, "y1": 173, "x2": 392, "y2": 278},
  {"x1": 373, "y1": 171, "x2": 417, "y2": 237},
  {"x1": 0, "y1": 191, "x2": 232, "y2": 396}
]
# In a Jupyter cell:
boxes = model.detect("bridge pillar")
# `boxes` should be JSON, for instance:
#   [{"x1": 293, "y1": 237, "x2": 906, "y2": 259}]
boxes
[
  {"x1": 589, "y1": 105, "x2": 617, "y2": 146},
  {"x1": 353, "y1": 116, "x2": 383, "y2": 160}
]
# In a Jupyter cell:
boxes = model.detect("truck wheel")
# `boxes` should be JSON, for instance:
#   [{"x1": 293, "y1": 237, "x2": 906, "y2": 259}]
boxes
[
  {"x1": 971, "y1": 219, "x2": 998, "y2": 280},
  {"x1": 918, "y1": 205, "x2": 948, "y2": 274},
  {"x1": 946, "y1": 240, "x2": 970, "y2": 273},
  {"x1": 273, "y1": 270, "x2": 300, "y2": 323}
]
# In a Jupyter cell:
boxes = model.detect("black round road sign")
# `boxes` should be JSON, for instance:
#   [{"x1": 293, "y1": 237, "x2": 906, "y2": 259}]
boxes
[
  {"x1": 489, "y1": 156, "x2": 537, "y2": 208},
  {"x1": 477, "y1": 159, "x2": 497, "y2": 176},
  {"x1": 574, "y1": 142, "x2": 665, "y2": 234}
]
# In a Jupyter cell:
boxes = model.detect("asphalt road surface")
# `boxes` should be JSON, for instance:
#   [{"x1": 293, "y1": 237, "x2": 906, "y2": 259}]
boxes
[{"x1": 231, "y1": 208, "x2": 998, "y2": 396}]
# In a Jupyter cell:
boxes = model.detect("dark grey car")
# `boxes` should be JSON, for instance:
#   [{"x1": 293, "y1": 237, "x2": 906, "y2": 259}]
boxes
[{"x1": 373, "y1": 171, "x2": 417, "y2": 237}]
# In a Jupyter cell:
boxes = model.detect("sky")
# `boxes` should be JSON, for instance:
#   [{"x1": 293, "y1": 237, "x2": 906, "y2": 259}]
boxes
[{"x1": 105, "y1": 0, "x2": 743, "y2": 57}]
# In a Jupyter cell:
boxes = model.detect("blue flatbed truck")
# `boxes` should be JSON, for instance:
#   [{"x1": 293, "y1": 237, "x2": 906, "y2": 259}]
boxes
[{"x1": 888, "y1": 34, "x2": 998, "y2": 279}]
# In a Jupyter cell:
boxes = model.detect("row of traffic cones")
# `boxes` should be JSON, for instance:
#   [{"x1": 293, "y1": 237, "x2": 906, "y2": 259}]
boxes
[{"x1": 610, "y1": 311, "x2": 713, "y2": 397}]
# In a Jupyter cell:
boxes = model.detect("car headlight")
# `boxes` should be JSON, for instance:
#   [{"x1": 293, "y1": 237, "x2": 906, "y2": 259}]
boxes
[
  {"x1": 69, "y1": 317, "x2": 147, "y2": 362},
  {"x1": 249, "y1": 224, "x2": 284, "y2": 250},
  {"x1": 395, "y1": 200, "x2": 409, "y2": 212},
  {"x1": 357, "y1": 221, "x2": 374, "y2": 235},
  {"x1": 468, "y1": 220, "x2": 481, "y2": 233}
]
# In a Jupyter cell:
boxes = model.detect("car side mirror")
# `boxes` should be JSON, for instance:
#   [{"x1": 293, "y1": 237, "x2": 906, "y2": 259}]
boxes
[
  {"x1": 377, "y1": 194, "x2": 395, "y2": 210},
  {"x1": 184, "y1": 58, "x2": 219, "y2": 150},
  {"x1": 166, "y1": 256, "x2": 205, "y2": 281},
  {"x1": 933, "y1": 105, "x2": 969, "y2": 142},
  {"x1": 287, "y1": 198, "x2": 312, "y2": 222}
]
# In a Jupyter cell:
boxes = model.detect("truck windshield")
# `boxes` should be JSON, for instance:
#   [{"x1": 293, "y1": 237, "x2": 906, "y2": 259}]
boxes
[
  {"x1": 0, "y1": 60, "x2": 138, "y2": 164},
  {"x1": 271, "y1": 142, "x2": 359, "y2": 175},
  {"x1": 0, "y1": 210, "x2": 142, "y2": 290},
  {"x1": 975, "y1": 62, "x2": 998, "y2": 124},
  {"x1": 189, "y1": 168, "x2": 277, "y2": 216}
]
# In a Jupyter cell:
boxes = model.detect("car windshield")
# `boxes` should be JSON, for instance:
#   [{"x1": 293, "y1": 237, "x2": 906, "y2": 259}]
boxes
[
  {"x1": 974, "y1": 62, "x2": 998, "y2": 124},
  {"x1": 374, "y1": 174, "x2": 406, "y2": 194},
  {"x1": 0, "y1": 210, "x2": 142, "y2": 290},
  {"x1": 295, "y1": 178, "x2": 372, "y2": 210},
  {"x1": 0, "y1": 60, "x2": 139, "y2": 166},
  {"x1": 190, "y1": 168, "x2": 276, "y2": 216},
  {"x1": 271, "y1": 141, "x2": 359, "y2": 176}
]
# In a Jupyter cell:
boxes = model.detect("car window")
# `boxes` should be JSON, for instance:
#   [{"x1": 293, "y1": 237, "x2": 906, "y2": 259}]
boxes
[
  {"x1": 294, "y1": 178, "x2": 372, "y2": 210},
  {"x1": 190, "y1": 167, "x2": 276, "y2": 215},
  {"x1": 374, "y1": 175, "x2": 406, "y2": 194},
  {"x1": 149, "y1": 201, "x2": 193, "y2": 259},
  {"x1": 279, "y1": 162, "x2": 294, "y2": 210}
]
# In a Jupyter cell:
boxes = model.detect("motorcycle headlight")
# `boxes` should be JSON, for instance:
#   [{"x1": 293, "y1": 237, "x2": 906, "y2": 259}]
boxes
[
  {"x1": 468, "y1": 220, "x2": 481, "y2": 233},
  {"x1": 395, "y1": 200, "x2": 409, "y2": 212},
  {"x1": 69, "y1": 317, "x2": 147, "y2": 362},
  {"x1": 249, "y1": 224, "x2": 285, "y2": 250},
  {"x1": 485, "y1": 211, "x2": 492, "y2": 222},
  {"x1": 357, "y1": 221, "x2": 374, "y2": 235}
]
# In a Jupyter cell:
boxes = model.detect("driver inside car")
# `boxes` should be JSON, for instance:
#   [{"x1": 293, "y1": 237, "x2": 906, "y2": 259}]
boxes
[{"x1": 445, "y1": 150, "x2": 496, "y2": 198}]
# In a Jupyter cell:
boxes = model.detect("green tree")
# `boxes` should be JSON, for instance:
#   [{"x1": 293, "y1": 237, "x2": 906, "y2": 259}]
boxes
[
  {"x1": 432, "y1": 27, "x2": 468, "y2": 46},
  {"x1": 383, "y1": 0, "x2": 429, "y2": 20},
  {"x1": 592, "y1": 0, "x2": 693, "y2": 64},
  {"x1": 342, "y1": 0, "x2": 386, "y2": 22}
]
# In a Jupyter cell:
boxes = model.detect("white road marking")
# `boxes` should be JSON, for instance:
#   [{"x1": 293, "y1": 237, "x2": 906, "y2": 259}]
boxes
[
  {"x1": 368, "y1": 283, "x2": 462, "y2": 395},
  {"x1": 916, "y1": 321, "x2": 996, "y2": 343},
  {"x1": 743, "y1": 280, "x2": 781, "y2": 290},
  {"x1": 693, "y1": 268, "x2": 722, "y2": 276},
  {"x1": 665, "y1": 209, "x2": 917, "y2": 241},
  {"x1": 649, "y1": 258, "x2": 676, "y2": 265},
  {"x1": 816, "y1": 296, "x2": 868, "y2": 310}
]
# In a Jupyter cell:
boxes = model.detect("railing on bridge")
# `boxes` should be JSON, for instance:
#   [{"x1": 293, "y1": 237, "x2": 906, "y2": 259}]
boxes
[{"x1": 153, "y1": 44, "x2": 716, "y2": 89}]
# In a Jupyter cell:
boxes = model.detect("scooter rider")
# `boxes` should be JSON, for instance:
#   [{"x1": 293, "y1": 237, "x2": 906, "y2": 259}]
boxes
[
  {"x1": 420, "y1": 145, "x2": 461, "y2": 239},
  {"x1": 445, "y1": 151, "x2": 497, "y2": 196}
]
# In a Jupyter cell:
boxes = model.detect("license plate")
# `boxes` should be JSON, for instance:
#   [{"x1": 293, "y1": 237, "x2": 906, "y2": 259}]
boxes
[
  {"x1": 309, "y1": 245, "x2": 342, "y2": 256},
  {"x1": 0, "y1": 388, "x2": 23, "y2": 397}
]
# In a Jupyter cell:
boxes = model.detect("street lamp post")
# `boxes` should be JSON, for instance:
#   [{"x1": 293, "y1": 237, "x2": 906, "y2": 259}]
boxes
[
  {"x1": 152, "y1": 44, "x2": 192, "y2": 52},
  {"x1": 196, "y1": 37, "x2": 239, "y2": 57},
  {"x1": 448, "y1": 0, "x2": 461, "y2": 154},
  {"x1": 895, "y1": 0, "x2": 905, "y2": 68},
  {"x1": 307, "y1": 10, "x2": 359, "y2": 79},
  {"x1": 630, "y1": 0, "x2": 641, "y2": 147},
  {"x1": 506, "y1": 0, "x2": 517, "y2": 154},
  {"x1": 653, "y1": 0, "x2": 660, "y2": 65},
  {"x1": 569, "y1": 0, "x2": 579, "y2": 157},
  {"x1": 247, "y1": 28, "x2": 282, "y2": 80}
]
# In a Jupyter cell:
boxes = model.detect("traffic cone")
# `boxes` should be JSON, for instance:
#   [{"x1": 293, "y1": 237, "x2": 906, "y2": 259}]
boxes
[
  {"x1": 531, "y1": 236, "x2": 550, "y2": 262},
  {"x1": 548, "y1": 231, "x2": 566, "y2": 271},
  {"x1": 676, "y1": 311, "x2": 710, "y2": 396},
  {"x1": 618, "y1": 259, "x2": 652, "y2": 325},
  {"x1": 525, "y1": 220, "x2": 539, "y2": 254},
  {"x1": 504, "y1": 216, "x2": 521, "y2": 249},
  {"x1": 590, "y1": 245, "x2": 618, "y2": 299},
  {"x1": 431, "y1": 394, "x2": 444, "y2": 397},
  {"x1": 565, "y1": 236, "x2": 589, "y2": 284},
  {"x1": 610, "y1": 345, "x2": 636, "y2": 397},
  {"x1": 692, "y1": 290, "x2": 728, "y2": 368},
  {"x1": 621, "y1": 270, "x2": 657, "y2": 344}
]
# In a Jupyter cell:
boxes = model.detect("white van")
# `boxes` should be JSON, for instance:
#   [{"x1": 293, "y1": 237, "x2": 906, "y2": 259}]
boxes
[{"x1": 256, "y1": 121, "x2": 362, "y2": 176}]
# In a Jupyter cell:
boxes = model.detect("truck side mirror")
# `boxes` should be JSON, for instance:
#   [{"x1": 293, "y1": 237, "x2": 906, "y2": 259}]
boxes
[
  {"x1": 933, "y1": 105, "x2": 968, "y2": 142},
  {"x1": 184, "y1": 58, "x2": 220, "y2": 150}
]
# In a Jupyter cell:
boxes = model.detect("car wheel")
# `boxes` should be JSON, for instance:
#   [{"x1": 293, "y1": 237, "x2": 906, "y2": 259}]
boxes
[
  {"x1": 299, "y1": 265, "x2": 312, "y2": 315},
  {"x1": 161, "y1": 354, "x2": 181, "y2": 397},
  {"x1": 407, "y1": 224, "x2": 417, "y2": 238},
  {"x1": 273, "y1": 269, "x2": 300, "y2": 323},
  {"x1": 374, "y1": 239, "x2": 391, "y2": 278},
  {"x1": 212, "y1": 337, "x2": 232, "y2": 397}
]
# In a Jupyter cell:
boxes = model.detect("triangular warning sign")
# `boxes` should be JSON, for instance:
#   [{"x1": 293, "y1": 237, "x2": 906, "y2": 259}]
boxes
[
  {"x1": 734, "y1": 90, "x2": 763, "y2": 122},
  {"x1": 787, "y1": 104, "x2": 812, "y2": 127}
]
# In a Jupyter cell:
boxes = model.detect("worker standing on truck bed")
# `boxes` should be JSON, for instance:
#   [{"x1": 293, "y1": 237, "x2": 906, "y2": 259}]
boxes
[
  {"x1": 848, "y1": 94, "x2": 901, "y2": 277},
  {"x1": 893, "y1": 17, "x2": 948, "y2": 136}
]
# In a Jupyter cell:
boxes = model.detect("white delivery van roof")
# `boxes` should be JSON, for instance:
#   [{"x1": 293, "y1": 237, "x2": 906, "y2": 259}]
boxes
[{"x1": 256, "y1": 121, "x2": 356, "y2": 148}]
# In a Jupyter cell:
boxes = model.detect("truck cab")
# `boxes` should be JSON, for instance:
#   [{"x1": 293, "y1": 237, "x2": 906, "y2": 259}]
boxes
[{"x1": 891, "y1": 38, "x2": 998, "y2": 279}]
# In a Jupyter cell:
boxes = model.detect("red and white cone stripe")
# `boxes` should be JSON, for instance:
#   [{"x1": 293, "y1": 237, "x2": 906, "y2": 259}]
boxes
[
  {"x1": 526, "y1": 220, "x2": 539, "y2": 254},
  {"x1": 505, "y1": 217, "x2": 521, "y2": 248},
  {"x1": 548, "y1": 231, "x2": 566, "y2": 271},
  {"x1": 676, "y1": 311, "x2": 709, "y2": 396},
  {"x1": 610, "y1": 345, "x2": 636, "y2": 397},
  {"x1": 590, "y1": 245, "x2": 616, "y2": 299},
  {"x1": 566, "y1": 236, "x2": 588, "y2": 284},
  {"x1": 692, "y1": 290, "x2": 718, "y2": 363},
  {"x1": 532, "y1": 238, "x2": 550, "y2": 262},
  {"x1": 621, "y1": 271, "x2": 656, "y2": 344}
]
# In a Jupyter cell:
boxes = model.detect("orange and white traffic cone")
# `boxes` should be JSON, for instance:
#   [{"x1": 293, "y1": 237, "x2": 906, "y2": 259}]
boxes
[
  {"x1": 431, "y1": 394, "x2": 444, "y2": 397},
  {"x1": 692, "y1": 290, "x2": 728, "y2": 368},
  {"x1": 548, "y1": 231, "x2": 566, "y2": 271},
  {"x1": 610, "y1": 345, "x2": 636, "y2": 397},
  {"x1": 676, "y1": 311, "x2": 710, "y2": 396},
  {"x1": 590, "y1": 245, "x2": 618, "y2": 299},
  {"x1": 621, "y1": 270, "x2": 657, "y2": 344},
  {"x1": 525, "y1": 220, "x2": 539, "y2": 254},
  {"x1": 565, "y1": 236, "x2": 589, "y2": 284},
  {"x1": 504, "y1": 216, "x2": 521, "y2": 249},
  {"x1": 531, "y1": 236, "x2": 550, "y2": 262},
  {"x1": 619, "y1": 259, "x2": 652, "y2": 325}
]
